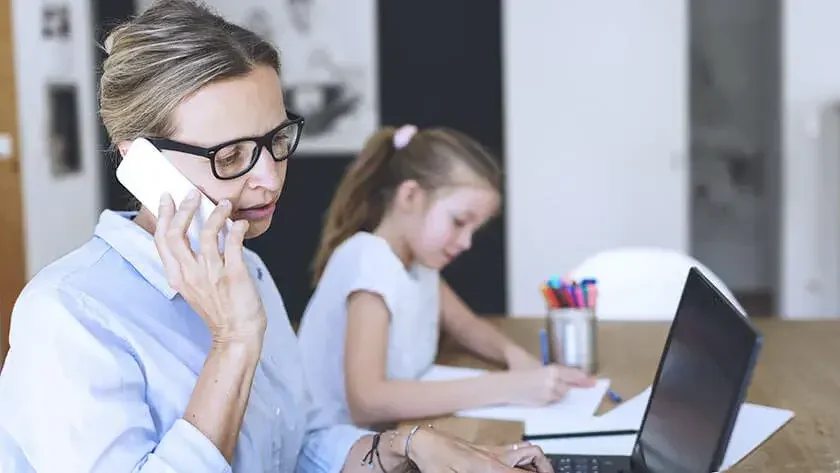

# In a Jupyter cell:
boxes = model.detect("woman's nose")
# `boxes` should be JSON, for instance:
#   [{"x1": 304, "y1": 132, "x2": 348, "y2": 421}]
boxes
[{"x1": 247, "y1": 147, "x2": 284, "y2": 191}]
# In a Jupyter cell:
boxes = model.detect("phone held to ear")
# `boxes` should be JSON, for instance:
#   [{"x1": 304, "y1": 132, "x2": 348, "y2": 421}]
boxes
[{"x1": 116, "y1": 137, "x2": 231, "y2": 252}]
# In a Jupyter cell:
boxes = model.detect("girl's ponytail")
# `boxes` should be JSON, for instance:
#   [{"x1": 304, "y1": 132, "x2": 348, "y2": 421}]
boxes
[{"x1": 312, "y1": 127, "x2": 397, "y2": 284}]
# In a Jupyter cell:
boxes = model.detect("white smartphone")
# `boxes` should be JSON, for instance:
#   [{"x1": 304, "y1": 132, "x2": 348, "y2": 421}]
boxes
[{"x1": 116, "y1": 137, "x2": 231, "y2": 252}]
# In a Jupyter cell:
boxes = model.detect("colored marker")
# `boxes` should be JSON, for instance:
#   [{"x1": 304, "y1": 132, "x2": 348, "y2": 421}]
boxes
[
  {"x1": 607, "y1": 390, "x2": 623, "y2": 404},
  {"x1": 539, "y1": 329, "x2": 550, "y2": 365},
  {"x1": 572, "y1": 282, "x2": 584, "y2": 307},
  {"x1": 587, "y1": 284, "x2": 598, "y2": 308},
  {"x1": 540, "y1": 284, "x2": 560, "y2": 308},
  {"x1": 558, "y1": 284, "x2": 575, "y2": 307},
  {"x1": 581, "y1": 283, "x2": 590, "y2": 307}
]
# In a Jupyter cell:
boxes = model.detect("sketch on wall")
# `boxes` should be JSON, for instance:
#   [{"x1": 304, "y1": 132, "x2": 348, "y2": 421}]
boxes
[{"x1": 241, "y1": 0, "x2": 378, "y2": 155}]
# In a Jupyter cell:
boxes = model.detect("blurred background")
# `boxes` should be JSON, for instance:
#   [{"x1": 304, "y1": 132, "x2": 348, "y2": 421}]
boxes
[{"x1": 1, "y1": 0, "x2": 839, "y2": 358}]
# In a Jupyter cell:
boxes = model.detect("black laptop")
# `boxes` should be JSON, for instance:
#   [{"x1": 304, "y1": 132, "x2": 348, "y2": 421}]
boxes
[{"x1": 547, "y1": 267, "x2": 762, "y2": 473}]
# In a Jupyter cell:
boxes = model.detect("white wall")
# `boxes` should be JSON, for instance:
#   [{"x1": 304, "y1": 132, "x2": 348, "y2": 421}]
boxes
[
  {"x1": 781, "y1": 0, "x2": 840, "y2": 318},
  {"x1": 12, "y1": 0, "x2": 101, "y2": 277},
  {"x1": 504, "y1": 0, "x2": 840, "y2": 319},
  {"x1": 503, "y1": 0, "x2": 690, "y2": 316}
]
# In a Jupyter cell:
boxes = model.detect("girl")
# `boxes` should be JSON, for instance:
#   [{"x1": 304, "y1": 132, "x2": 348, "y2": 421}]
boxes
[{"x1": 297, "y1": 125, "x2": 595, "y2": 429}]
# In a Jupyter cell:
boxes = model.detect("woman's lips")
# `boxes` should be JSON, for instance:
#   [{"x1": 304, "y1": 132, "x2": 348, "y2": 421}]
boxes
[{"x1": 235, "y1": 202, "x2": 277, "y2": 220}]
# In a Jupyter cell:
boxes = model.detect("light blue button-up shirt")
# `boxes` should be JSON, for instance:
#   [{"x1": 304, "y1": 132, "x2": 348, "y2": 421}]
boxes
[{"x1": 0, "y1": 210, "x2": 368, "y2": 473}]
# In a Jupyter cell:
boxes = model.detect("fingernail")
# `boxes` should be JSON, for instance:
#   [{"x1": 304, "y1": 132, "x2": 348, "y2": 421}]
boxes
[
  {"x1": 187, "y1": 189, "x2": 199, "y2": 200},
  {"x1": 219, "y1": 199, "x2": 230, "y2": 207}
]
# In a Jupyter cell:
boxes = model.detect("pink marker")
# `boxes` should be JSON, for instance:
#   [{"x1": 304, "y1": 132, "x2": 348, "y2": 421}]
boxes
[{"x1": 587, "y1": 285, "x2": 598, "y2": 308}]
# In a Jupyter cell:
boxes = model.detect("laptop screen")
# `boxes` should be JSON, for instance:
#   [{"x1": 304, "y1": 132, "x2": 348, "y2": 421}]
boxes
[{"x1": 630, "y1": 268, "x2": 761, "y2": 473}]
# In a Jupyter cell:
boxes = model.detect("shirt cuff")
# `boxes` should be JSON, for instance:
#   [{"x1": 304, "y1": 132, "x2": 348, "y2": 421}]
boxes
[
  {"x1": 298, "y1": 424, "x2": 371, "y2": 473},
  {"x1": 151, "y1": 419, "x2": 231, "y2": 473}
]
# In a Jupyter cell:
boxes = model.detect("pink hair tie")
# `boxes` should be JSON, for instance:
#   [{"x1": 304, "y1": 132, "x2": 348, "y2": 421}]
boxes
[{"x1": 393, "y1": 125, "x2": 418, "y2": 149}]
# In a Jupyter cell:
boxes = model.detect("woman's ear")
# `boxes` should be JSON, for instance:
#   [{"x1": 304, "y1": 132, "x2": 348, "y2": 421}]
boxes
[
  {"x1": 393, "y1": 179, "x2": 426, "y2": 213},
  {"x1": 116, "y1": 141, "x2": 131, "y2": 159}
]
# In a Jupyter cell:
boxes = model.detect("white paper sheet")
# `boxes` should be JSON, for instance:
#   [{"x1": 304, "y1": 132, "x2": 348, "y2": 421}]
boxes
[
  {"x1": 532, "y1": 386, "x2": 794, "y2": 471},
  {"x1": 419, "y1": 365, "x2": 611, "y2": 434}
]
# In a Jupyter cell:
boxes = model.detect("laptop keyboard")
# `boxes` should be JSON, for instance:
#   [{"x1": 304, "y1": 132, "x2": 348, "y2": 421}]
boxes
[{"x1": 550, "y1": 456, "x2": 624, "y2": 473}]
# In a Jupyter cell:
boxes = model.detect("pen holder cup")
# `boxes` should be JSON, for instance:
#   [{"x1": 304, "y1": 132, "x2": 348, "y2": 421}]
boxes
[{"x1": 546, "y1": 307, "x2": 598, "y2": 375}]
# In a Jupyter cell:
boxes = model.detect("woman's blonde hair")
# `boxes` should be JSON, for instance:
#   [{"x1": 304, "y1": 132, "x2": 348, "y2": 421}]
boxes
[{"x1": 99, "y1": 0, "x2": 280, "y2": 148}]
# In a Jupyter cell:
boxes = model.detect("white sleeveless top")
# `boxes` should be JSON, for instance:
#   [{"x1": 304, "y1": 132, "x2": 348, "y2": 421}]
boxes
[{"x1": 297, "y1": 232, "x2": 440, "y2": 430}]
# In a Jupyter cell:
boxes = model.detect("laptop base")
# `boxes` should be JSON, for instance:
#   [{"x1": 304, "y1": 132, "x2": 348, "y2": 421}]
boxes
[{"x1": 548, "y1": 454, "x2": 631, "y2": 473}]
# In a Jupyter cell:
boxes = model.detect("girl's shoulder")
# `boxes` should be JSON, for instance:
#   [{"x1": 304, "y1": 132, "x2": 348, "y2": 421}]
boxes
[{"x1": 330, "y1": 232, "x2": 404, "y2": 270}]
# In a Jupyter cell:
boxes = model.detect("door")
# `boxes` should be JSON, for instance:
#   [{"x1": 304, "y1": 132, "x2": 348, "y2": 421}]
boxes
[
  {"x1": 0, "y1": 0, "x2": 25, "y2": 364},
  {"x1": 504, "y1": 0, "x2": 690, "y2": 315}
]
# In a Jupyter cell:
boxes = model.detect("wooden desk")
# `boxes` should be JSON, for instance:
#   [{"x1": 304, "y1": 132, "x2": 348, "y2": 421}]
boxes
[{"x1": 409, "y1": 317, "x2": 840, "y2": 472}]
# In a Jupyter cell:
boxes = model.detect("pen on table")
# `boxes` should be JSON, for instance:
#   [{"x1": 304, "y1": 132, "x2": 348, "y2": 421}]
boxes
[
  {"x1": 539, "y1": 329, "x2": 550, "y2": 365},
  {"x1": 607, "y1": 389, "x2": 623, "y2": 404},
  {"x1": 522, "y1": 429, "x2": 638, "y2": 441}
]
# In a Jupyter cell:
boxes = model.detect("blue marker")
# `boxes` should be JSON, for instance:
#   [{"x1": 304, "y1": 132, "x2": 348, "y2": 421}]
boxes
[
  {"x1": 548, "y1": 275, "x2": 562, "y2": 289},
  {"x1": 539, "y1": 329, "x2": 550, "y2": 365},
  {"x1": 607, "y1": 390, "x2": 623, "y2": 404}
]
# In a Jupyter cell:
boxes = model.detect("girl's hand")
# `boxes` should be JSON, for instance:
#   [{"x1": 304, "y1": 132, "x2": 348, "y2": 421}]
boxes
[
  {"x1": 505, "y1": 365, "x2": 597, "y2": 406},
  {"x1": 504, "y1": 345, "x2": 543, "y2": 370},
  {"x1": 154, "y1": 191, "x2": 267, "y2": 344},
  {"x1": 408, "y1": 428, "x2": 553, "y2": 473}
]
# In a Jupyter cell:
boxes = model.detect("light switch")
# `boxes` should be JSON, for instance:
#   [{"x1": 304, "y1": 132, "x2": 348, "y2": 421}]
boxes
[{"x1": 0, "y1": 133, "x2": 13, "y2": 160}]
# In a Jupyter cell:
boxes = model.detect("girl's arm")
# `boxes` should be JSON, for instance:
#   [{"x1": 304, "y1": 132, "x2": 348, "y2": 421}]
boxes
[
  {"x1": 438, "y1": 279, "x2": 541, "y2": 369},
  {"x1": 344, "y1": 291, "x2": 550, "y2": 425}
]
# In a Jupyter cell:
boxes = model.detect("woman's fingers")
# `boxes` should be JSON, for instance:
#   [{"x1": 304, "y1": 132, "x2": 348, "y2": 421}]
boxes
[
  {"x1": 499, "y1": 443, "x2": 553, "y2": 473},
  {"x1": 166, "y1": 190, "x2": 201, "y2": 263},
  {"x1": 154, "y1": 193, "x2": 183, "y2": 285},
  {"x1": 223, "y1": 220, "x2": 250, "y2": 274},
  {"x1": 199, "y1": 200, "x2": 232, "y2": 268}
]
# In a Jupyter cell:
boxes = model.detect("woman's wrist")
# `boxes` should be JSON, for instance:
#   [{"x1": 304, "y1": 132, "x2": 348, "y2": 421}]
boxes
[{"x1": 383, "y1": 425, "x2": 437, "y2": 471}]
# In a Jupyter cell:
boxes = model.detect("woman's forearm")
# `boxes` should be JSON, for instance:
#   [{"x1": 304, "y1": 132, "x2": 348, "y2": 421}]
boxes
[
  {"x1": 348, "y1": 372, "x2": 516, "y2": 425},
  {"x1": 183, "y1": 338, "x2": 263, "y2": 463}
]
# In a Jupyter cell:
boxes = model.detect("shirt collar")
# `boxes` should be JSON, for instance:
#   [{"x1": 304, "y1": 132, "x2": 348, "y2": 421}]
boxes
[{"x1": 94, "y1": 209, "x2": 178, "y2": 299}]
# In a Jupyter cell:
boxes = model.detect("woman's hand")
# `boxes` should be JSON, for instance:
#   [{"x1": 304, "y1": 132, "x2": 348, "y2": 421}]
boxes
[
  {"x1": 154, "y1": 191, "x2": 267, "y2": 344},
  {"x1": 407, "y1": 428, "x2": 553, "y2": 473},
  {"x1": 505, "y1": 365, "x2": 597, "y2": 406},
  {"x1": 477, "y1": 442, "x2": 556, "y2": 472}
]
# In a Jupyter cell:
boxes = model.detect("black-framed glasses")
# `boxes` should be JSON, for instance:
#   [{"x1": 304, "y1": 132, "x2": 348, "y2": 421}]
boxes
[{"x1": 148, "y1": 112, "x2": 305, "y2": 180}]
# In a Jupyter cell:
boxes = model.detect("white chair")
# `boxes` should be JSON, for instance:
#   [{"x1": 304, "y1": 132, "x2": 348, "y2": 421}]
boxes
[{"x1": 567, "y1": 247, "x2": 746, "y2": 321}]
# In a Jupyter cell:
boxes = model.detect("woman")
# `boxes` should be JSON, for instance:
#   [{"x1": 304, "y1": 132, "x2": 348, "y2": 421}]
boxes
[{"x1": 0, "y1": 1, "x2": 552, "y2": 472}]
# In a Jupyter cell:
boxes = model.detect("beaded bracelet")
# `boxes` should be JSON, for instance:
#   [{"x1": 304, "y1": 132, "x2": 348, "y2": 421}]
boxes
[
  {"x1": 363, "y1": 424, "x2": 434, "y2": 473},
  {"x1": 361, "y1": 432, "x2": 388, "y2": 472}
]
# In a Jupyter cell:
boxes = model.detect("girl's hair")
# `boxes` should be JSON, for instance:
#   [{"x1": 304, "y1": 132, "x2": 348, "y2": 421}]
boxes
[
  {"x1": 312, "y1": 126, "x2": 502, "y2": 284},
  {"x1": 99, "y1": 0, "x2": 280, "y2": 147}
]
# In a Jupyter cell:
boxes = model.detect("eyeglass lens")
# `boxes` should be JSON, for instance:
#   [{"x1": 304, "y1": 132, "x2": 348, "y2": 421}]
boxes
[{"x1": 213, "y1": 122, "x2": 301, "y2": 178}]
